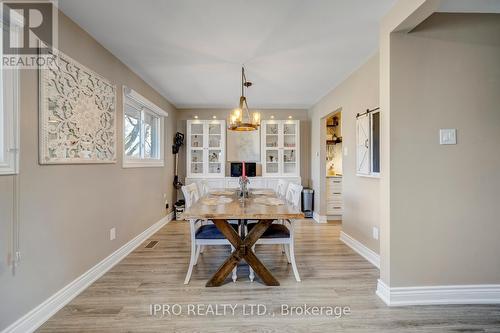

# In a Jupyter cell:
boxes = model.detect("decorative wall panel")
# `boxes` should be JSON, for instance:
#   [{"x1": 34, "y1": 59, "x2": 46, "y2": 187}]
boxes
[{"x1": 39, "y1": 48, "x2": 116, "y2": 164}]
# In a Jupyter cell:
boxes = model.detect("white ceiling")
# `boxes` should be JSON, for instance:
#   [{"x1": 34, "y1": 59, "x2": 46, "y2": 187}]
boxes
[{"x1": 59, "y1": 0, "x2": 397, "y2": 109}]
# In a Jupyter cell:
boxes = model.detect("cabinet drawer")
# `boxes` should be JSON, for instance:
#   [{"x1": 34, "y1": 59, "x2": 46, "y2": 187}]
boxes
[
  {"x1": 249, "y1": 179, "x2": 266, "y2": 188},
  {"x1": 327, "y1": 205, "x2": 343, "y2": 215},
  {"x1": 328, "y1": 192, "x2": 342, "y2": 199},
  {"x1": 327, "y1": 201, "x2": 343, "y2": 208},
  {"x1": 207, "y1": 179, "x2": 225, "y2": 188},
  {"x1": 327, "y1": 180, "x2": 342, "y2": 189},
  {"x1": 326, "y1": 195, "x2": 342, "y2": 203},
  {"x1": 225, "y1": 179, "x2": 239, "y2": 188}
]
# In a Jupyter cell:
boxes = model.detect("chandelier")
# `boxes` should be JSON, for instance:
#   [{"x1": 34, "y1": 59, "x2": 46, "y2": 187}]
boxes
[{"x1": 228, "y1": 67, "x2": 260, "y2": 131}]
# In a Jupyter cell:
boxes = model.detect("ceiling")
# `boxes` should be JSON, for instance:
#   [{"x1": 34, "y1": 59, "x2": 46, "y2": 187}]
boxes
[{"x1": 59, "y1": 0, "x2": 397, "y2": 109}]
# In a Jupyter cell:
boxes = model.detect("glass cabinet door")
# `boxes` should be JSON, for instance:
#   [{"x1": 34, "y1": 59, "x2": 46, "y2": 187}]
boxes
[
  {"x1": 189, "y1": 121, "x2": 204, "y2": 176},
  {"x1": 265, "y1": 122, "x2": 279, "y2": 148},
  {"x1": 190, "y1": 149, "x2": 204, "y2": 175},
  {"x1": 206, "y1": 121, "x2": 225, "y2": 177},
  {"x1": 208, "y1": 122, "x2": 222, "y2": 148},
  {"x1": 265, "y1": 149, "x2": 280, "y2": 175},
  {"x1": 190, "y1": 122, "x2": 204, "y2": 148},
  {"x1": 282, "y1": 148, "x2": 297, "y2": 175},
  {"x1": 207, "y1": 149, "x2": 222, "y2": 175},
  {"x1": 283, "y1": 122, "x2": 297, "y2": 148},
  {"x1": 282, "y1": 121, "x2": 298, "y2": 176}
]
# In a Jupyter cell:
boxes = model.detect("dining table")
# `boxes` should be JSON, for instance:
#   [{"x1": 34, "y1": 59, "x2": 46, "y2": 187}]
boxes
[{"x1": 182, "y1": 188, "x2": 304, "y2": 287}]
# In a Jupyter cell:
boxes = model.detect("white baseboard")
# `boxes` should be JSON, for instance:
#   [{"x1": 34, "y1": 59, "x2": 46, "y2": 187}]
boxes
[
  {"x1": 2, "y1": 211, "x2": 174, "y2": 333},
  {"x1": 376, "y1": 279, "x2": 500, "y2": 306},
  {"x1": 339, "y1": 231, "x2": 380, "y2": 269},
  {"x1": 312, "y1": 211, "x2": 327, "y2": 223}
]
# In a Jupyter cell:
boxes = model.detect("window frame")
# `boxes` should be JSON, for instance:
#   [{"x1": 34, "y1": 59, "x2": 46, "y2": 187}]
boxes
[
  {"x1": 122, "y1": 86, "x2": 167, "y2": 168},
  {"x1": 356, "y1": 109, "x2": 380, "y2": 178},
  {"x1": 0, "y1": 15, "x2": 21, "y2": 175}
]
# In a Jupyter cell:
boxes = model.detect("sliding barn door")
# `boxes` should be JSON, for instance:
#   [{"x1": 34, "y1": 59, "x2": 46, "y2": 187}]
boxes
[{"x1": 356, "y1": 114, "x2": 370, "y2": 175}]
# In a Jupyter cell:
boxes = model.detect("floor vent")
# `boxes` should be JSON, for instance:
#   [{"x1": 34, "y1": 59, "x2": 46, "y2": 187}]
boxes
[{"x1": 145, "y1": 240, "x2": 159, "y2": 249}]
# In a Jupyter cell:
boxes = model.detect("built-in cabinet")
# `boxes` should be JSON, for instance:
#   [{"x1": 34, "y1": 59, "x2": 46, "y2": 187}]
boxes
[
  {"x1": 326, "y1": 176, "x2": 343, "y2": 216},
  {"x1": 261, "y1": 120, "x2": 300, "y2": 177},
  {"x1": 186, "y1": 120, "x2": 225, "y2": 178},
  {"x1": 185, "y1": 119, "x2": 301, "y2": 190},
  {"x1": 186, "y1": 177, "x2": 302, "y2": 192}
]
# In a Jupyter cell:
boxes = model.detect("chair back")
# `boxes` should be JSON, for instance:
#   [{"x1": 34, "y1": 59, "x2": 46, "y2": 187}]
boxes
[
  {"x1": 198, "y1": 180, "x2": 209, "y2": 197},
  {"x1": 285, "y1": 183, "x2": 303, "y2": 207},
  {"x1": 182, "y1": 183, "x2": 200, "y2": 209},
  {"x1": 276, "y1": 179, "x2": 288, "y2": 198}
]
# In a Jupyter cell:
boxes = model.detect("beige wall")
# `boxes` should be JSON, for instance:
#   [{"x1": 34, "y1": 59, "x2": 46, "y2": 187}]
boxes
[
  {"x1": 308, "y1": 55, "x2": 380, "y2": 253},
  {"x1": 388, "y1": 13, "x2": 500, "y2": 286},
  {"x1": 379, "y1": 0, "x2": 437, "y2": 286},
  {"x1": 176, "y1": 109, "x2": 310, "y2": 185},
  {"x1": 0, "y1": 12, "x2": 177, "y2": 330}
]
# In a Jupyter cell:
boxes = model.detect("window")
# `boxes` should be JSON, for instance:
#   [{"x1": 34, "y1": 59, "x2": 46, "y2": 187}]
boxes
[
  {"x1": 0, "y1": 18, "x2": 20, "y2": 175},
  {"x1": 123, "y1": 87, "x2": 167, "y2": 168},
  {"x1": 356, "y1": 109, "x2": 380, "y2": 177}
]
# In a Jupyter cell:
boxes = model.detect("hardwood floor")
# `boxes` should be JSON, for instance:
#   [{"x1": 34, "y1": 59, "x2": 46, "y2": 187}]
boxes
[{"x1": 39, "y1": 220, "x2": 500, "y2": 333}]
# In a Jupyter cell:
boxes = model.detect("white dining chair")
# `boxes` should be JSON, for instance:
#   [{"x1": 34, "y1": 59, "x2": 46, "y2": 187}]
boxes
[
  {"x1": 182, "y1": 183, "x2": 200, "y2": 208},
  {"x1": 248, "y1": 183, "x2": 303, "y2": 282},
  {"x1": 276, "y1": 179, "x2": 288, "y2": 198},
  {"x1": 197, "y1": 180, "x2": 209, "y2": 197},
  {"x1": 182, "y1": 184, "x2": 238, "y2": 284}
]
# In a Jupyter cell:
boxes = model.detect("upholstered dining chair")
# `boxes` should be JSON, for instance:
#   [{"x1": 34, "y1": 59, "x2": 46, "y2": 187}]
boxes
[
  {"x1": 248, "y1": 183, "x2": 303, "y2": 282},
  {"x1": 182, "y1": 184, "x2": 238, "y2": 284}
]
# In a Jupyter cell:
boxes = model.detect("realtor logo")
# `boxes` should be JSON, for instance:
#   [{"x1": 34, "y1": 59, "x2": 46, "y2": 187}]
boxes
[{"x1": 1, "y1": 0, "x2": 58, "y2": 67}]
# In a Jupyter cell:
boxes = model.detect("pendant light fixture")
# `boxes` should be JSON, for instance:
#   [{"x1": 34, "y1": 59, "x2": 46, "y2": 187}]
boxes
[{"x1": 228, "y1": 67, "x2": 260, "y2": 131}]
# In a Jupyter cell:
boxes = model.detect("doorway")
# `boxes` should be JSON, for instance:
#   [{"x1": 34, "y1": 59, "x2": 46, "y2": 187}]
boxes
[{"x1": 320, "y1": 108, "x2": 343, "y2": 222}]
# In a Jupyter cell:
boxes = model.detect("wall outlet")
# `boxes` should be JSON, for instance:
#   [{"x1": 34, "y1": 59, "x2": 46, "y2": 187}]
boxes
[
  {"x1": 110, "y1": 227, "x2": 116, "y2": 241},
  {"x1": 344, "y1": 147, "x2": 348, "y2": 156},
  {"x1": 372, "y1": 227, "x2": 379, "y2": 240},
  {"x1": 165, "y1": 202, "x2": 169, "y2": 209}
]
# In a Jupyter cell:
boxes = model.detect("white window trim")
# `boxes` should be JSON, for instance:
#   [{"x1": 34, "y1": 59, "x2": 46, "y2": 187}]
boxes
[
  {"x1": 122, "y1": 86, "x2": 167, "y2": 168},
  {"x1": 356, "y1": 110, "x2": 380, "y2": 179},
  {"x1": 0, "y1": 15, "x2": 21, "y2": 175}
]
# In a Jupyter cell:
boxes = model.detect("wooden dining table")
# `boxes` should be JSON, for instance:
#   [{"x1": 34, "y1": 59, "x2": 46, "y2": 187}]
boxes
[{"x1": 182, "y1": 188, "x2": 304, "y2": 287}]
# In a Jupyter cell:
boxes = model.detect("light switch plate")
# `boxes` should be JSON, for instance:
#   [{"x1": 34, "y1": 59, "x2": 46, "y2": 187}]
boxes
[
  {"x1": 372, "y1": 227, "x2": 379, "y2": 240},
  {"x1": 439, "y1": 129, "x2": 457, "y2": 145},
  {"x1": 110, "y1": 227, "x2": 116, "y2": 241}
]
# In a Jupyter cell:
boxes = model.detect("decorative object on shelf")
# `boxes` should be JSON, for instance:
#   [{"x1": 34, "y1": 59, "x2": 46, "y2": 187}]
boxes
[
  {"x1": 327, "y1": 163, "x2": 336, "y2": 176},
  {"x1": 39, "y1": 47, "x2": 116, "y2": 164},
  {"x1": 228, "y1": 67, "x2": 260, "y2": 131}
]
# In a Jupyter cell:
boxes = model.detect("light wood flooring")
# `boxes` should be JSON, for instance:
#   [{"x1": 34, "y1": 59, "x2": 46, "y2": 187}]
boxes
[{"x1": 39, "y1": 220, "x2": 500, "y2": 332}]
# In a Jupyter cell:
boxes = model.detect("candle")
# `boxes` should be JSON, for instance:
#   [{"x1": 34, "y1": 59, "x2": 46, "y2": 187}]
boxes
[{"x1": 242, "y1": 161, "x2": 246, "y2": 178}]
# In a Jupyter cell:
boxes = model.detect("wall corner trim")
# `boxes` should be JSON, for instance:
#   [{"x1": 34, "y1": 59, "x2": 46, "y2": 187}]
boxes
[
  {"x1": 1, "y1": 211, "x2": 174, "y2": 333},
  {"x1": 339, "y1": 231, "x2": 380, "y2": 269},
  {"x1": 376, "y1": 279, "x2": 500, "y2": 306},
  {"x1": 312, "y1": 211, "x2": 328, "y2": 223}
]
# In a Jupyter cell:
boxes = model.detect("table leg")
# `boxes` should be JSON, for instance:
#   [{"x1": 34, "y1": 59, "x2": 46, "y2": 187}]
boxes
[{"x1": 206, "y1": 219, "x2": 279, "y2": 287}]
